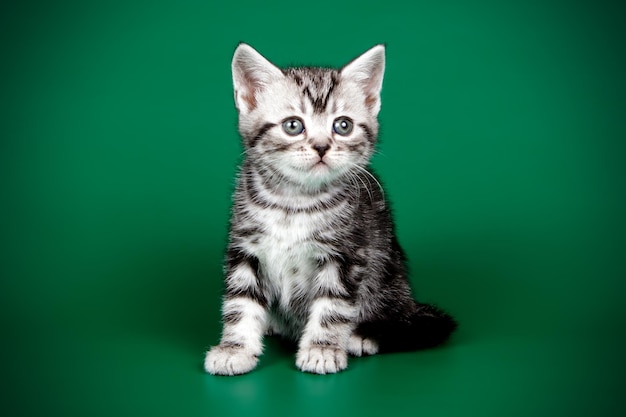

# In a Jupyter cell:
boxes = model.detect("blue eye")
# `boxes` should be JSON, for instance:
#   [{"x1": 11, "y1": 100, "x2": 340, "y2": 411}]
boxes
[
  {"x1": 333, "y1": 117, "x2": 353, "y2": 136},
  {"x1": 282, "y1": 118, "x2": 305, "y2": 136}
]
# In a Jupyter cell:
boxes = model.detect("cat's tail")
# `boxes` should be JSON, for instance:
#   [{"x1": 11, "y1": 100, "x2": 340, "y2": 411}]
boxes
[{"x1": 356, "y1": 302, "x2": 457, "y2": 353}]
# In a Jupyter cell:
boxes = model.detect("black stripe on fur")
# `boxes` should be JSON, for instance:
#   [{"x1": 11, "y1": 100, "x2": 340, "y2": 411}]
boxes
[
  {"x1": 248, "y1": 122, "x2": 276, "y2": 148},
  {"x1": 224, "y1": 249, "x2": 268, "y2": 307}
]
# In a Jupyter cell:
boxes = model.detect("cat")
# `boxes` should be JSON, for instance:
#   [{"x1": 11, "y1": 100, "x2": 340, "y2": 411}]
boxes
[{"x1": 204, "y1": 43, "x2": 457, "y2": 375}]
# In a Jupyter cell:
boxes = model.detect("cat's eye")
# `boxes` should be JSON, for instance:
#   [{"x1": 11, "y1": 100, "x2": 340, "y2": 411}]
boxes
[
  {"x1": 282, "y1": 118, "x2": 305, "y2": 136},
  {"x1": 333, "y1": 117, "x2": 353, "y2": 136}
]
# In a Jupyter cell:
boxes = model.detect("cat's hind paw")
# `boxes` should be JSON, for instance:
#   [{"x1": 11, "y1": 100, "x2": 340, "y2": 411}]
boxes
[
  {"x1": 204, "y1": 345, "x2": 258, "y2": 376},
  {"x1": 347, "y1": 334, "x2": 379, "y2": 357},
  {"x1": 296, "y1": 345, "x2": 348, "y2": 374}
]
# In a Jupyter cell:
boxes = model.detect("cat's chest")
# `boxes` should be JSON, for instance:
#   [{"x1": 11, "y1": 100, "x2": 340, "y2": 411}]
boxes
[
  {"x1": 253, "y1": 208, "x2": 322, "y2": 272},
  {"x1": 243, "y1": 206, "x2": 336, "y2": 302}
]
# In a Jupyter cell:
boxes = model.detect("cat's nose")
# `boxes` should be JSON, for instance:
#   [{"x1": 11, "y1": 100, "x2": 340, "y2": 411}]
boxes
[{"x1": 313, "y1": 144, "x2": 330, "y2": 158}]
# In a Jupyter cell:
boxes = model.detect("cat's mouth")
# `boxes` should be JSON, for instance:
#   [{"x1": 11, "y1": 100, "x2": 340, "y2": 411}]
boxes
[
  {"x1": 311, "y1": 159, "x2": 331, "y2": 172},
  {"x1": 284, "y1": 158, "x2": 340, "y2": 183}
]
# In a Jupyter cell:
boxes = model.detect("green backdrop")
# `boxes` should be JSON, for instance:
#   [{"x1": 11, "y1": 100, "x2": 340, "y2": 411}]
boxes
[{"x1": 2, "y1": 0, "x2": 624, "y2": 416}]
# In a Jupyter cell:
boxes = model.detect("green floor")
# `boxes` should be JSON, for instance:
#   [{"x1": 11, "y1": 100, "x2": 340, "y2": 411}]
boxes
[{"x1": 2, "y1": 1, "x2": 625, "y2": 416}]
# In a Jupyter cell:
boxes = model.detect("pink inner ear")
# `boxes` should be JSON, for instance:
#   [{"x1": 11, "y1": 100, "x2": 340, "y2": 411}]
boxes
[
  {"x1": 361, "y1": 70, "x2": 382, "y2": 111},
  {"x1": 241, "y1": 72, "x2": 258, "y2": 110},
  {"x1": 365, "y1": 94, "x2": 378, "y2": 109},
  {"x1": 242, "y1": 92, "x2": 256, "y2": 110}
]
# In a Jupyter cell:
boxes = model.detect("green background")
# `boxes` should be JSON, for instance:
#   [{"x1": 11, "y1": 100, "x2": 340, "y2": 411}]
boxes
[{"x1": 2, "y1": 0, "x2": 624, "y2": 416}]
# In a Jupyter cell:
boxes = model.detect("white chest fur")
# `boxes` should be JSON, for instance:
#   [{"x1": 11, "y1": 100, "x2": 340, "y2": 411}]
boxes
[
  {"x1": 239, "y1": 197, "x2": 344, "y2": 309},
  {"x1": 249, "y1": 207, "x2": 325, "y2": 307}
]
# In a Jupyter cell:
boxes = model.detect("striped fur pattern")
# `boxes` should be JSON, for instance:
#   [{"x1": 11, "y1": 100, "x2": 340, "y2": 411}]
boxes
[{"x1": 204, "y1": 43, "x2": 456, "y2": 376}]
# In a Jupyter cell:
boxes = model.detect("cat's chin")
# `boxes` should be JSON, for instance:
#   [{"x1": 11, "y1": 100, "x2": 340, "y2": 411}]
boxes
[{"x1": 283, "y1": 163, "x2": 342, "y2": 190}]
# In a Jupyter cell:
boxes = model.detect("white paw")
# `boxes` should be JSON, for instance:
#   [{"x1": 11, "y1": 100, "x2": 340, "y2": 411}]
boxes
[
  {"x1": 347, "y1": 334, "x2": 379, "y2": 357},
  {"x1": 204, "y1": 345, "x2": 258, "y2": 376},
  {"x1": 296, "y1": 345, "x2": 348, "y2": 374}
]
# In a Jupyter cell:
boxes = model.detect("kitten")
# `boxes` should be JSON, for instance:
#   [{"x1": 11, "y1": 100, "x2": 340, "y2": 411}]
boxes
[{"x1": 204, "y1": 43, "x2": 457, "y2": 375}]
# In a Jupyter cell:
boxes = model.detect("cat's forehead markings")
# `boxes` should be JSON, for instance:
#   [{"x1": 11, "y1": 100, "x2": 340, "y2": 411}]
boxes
[
  {"x1": 284, "y1": 67, "x2": 340, "y2": 115},
  {"x1": 286, "y1": 69, "x2": 304, "y2": 86},
  {"x1": 330, "y1": 97, "x2": 338, "y2": 114}
]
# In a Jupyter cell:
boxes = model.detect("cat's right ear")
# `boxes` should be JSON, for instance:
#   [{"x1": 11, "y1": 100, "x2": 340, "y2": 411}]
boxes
[
  {"x1": 340, "y1": 44, "x2": 386, "y2": 116},
  {"x1": 232, "y1": 43, "x2": 284, "y2": 114}
]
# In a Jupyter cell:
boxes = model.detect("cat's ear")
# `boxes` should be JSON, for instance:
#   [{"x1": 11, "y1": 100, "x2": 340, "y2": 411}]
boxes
[
  {"x1": 340, "y1": 44, "x2": 386, "y2": 116},
  {"x1": 232, "y1": 43, "x2": 284, "y2": 114}
]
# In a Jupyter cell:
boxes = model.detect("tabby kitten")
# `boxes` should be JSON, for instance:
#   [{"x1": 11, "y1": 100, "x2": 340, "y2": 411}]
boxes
[{"x1": 204, "y1": 43, "x2": 456, "y2": 375}]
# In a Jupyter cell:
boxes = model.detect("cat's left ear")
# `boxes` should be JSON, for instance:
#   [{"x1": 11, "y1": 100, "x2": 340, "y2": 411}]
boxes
[
  {"x1": 340, "y1": 44, "x2": 386, "y2": 116},
  {"x1": 232, "y1": 43, "x2": 284, "y2": 114}
]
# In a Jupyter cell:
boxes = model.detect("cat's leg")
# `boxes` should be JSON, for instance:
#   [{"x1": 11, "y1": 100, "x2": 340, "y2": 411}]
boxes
[
  {"x1": 347, "y1": 332, "x2": 379, "y2": 357},
  {"x1": 205, "y1": 254, "x2": 267, "y2": 376},
  {"x1": 296, "y1": 262, "x2": 357, "y2": 374},
  {"x1": 296, "y1": 297, "x2": 356, "y2": 374}
]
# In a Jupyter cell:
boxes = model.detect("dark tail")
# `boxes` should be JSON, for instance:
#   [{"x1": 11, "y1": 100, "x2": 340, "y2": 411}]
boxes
[{"x1": 355, "y1": 303, "x2": 457, "y2": 353}]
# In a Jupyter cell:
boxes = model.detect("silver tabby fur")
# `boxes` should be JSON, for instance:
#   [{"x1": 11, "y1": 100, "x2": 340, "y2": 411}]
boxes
[{"x1": 204, "y1": 43, "x2": 456, "y2": 375}]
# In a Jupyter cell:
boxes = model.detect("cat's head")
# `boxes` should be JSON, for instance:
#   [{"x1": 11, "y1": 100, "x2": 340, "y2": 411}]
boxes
[{"x1": 231, "y1": 43, "x2": 385, "y2": 190}]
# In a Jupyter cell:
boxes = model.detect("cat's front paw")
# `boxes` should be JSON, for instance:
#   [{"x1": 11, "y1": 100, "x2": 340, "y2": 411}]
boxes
[
  {"x1": 296, "y1": 345, "x2": 348, "y2": 374},
  {"x1": 204, "y1": 345, "x2": 258, "y2": 376}
]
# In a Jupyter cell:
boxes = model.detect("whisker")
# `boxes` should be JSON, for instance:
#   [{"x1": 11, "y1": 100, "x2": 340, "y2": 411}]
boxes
[
  {"x1": 345, "y1": 162, "x2": 385, "y2": 203},
  {"x1": 350, "y1": 169, "x2": 373, "y2": 204}
]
